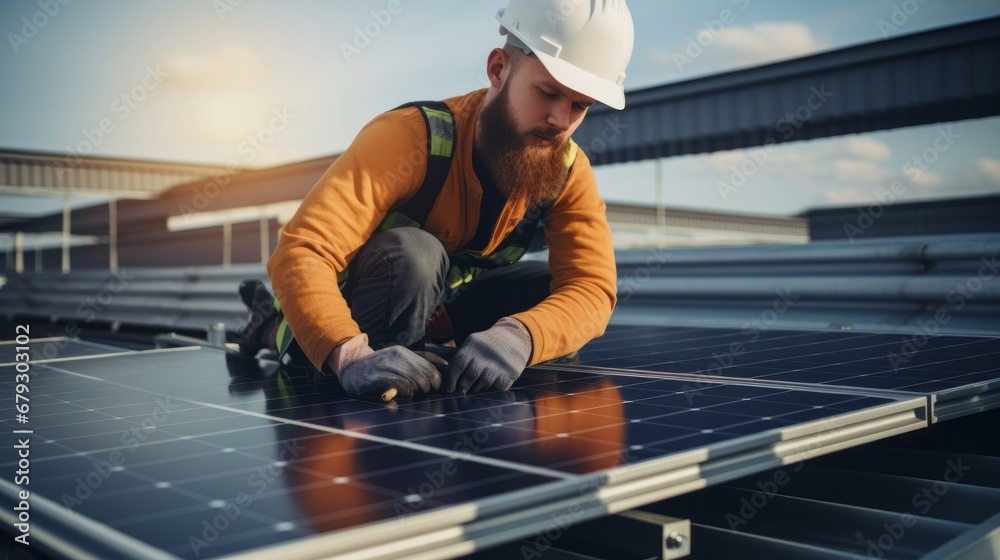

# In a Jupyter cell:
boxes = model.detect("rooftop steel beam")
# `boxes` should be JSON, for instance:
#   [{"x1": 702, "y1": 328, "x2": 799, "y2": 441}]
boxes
[{"x1": 574, "y1": 16, "x2": 1000, "y2": 164}]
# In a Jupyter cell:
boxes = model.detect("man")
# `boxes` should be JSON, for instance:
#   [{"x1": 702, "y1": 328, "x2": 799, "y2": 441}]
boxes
[{"x1": 237, "y1": 0, "x2": 634, "y2": 400}]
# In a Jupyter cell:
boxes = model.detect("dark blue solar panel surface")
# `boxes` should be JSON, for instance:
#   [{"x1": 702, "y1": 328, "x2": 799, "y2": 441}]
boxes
[
  {"x1": 0, "y1": 352, "x2": 558, "y2": 557},
  {"x1": 0, "y1": 346, "x2": 909, "y2": 558},
  {"x1": 576, "y1": 325, "x2": 1000, "y2": 394}
]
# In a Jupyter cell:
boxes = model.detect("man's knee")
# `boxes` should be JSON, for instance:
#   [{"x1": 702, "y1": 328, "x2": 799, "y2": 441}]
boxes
[{"x1": 370, "y1": 228, "x2": 447, "y2": 285}]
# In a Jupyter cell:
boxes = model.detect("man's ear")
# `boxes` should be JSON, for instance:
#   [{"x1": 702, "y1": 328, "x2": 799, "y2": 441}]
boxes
[{"x1": 485, "y1": 48, "x2": 510, "y2": 89}]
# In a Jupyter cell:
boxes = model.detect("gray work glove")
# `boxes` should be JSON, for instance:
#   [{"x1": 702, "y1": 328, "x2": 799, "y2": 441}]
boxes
[
  {"x1": 338, "y1": 345, "x2": 442, "y2": 399},
  {"x1": 446, "y1": 318, "x2": 532, "y2": 395}
]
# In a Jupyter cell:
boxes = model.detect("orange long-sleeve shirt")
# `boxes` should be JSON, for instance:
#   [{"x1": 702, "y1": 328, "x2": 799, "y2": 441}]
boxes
[{"x1": 266, "y1": 89, "x2": 616, "y2": 371}]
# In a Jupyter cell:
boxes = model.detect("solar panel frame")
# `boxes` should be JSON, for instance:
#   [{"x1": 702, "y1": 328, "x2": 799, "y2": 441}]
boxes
[{"x1": 0, "y1": 336, "x2": 130, "y2": 366}]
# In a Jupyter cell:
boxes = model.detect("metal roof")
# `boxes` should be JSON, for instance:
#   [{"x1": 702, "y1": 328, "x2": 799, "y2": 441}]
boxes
[
  {"x1": 804, "y1": 193, "x2": 1000, "y2": 240},
  {"x1": 573, "y1": 16, "x2": 1000, "y2": 164},
  {"x1": 0, "y1": 149, "x2": 228, "y2": 199},
  {"x1": 0, "y1": 148, "x2": 807, "y2": 270}
]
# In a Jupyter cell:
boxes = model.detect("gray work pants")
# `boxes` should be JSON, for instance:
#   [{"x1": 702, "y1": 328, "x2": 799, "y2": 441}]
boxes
[{"x1": 343, "y1": 228, "x2": 551, "y2": 351}]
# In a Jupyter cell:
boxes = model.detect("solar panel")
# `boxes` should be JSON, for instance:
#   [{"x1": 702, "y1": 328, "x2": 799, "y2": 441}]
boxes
[
  {"x1": 0, "y1": 352, "x2": 559, "y2": 558},
  {"x1": 570, "y1": 324, "x2": 1000, "y2": 421},
  {"x1": 1, "y1": 345, "x2": 926, "y2": 559},
  {"x1": 0, "y1": 336, "x2": 128, "y2": 365}
]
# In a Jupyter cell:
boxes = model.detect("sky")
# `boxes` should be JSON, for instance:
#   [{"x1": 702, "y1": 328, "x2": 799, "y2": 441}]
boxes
[{"x1": 2, "y1": 0, "x2": 999, "y2": 219}]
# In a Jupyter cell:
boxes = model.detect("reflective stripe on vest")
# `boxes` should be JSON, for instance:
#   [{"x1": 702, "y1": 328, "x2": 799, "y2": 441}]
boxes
[
  {"x1": 379, "y1": 102, "x2": 456, "y2": 232},
  {"x1": 422, "y1": 106, "x2": 455, "y2": 157}
]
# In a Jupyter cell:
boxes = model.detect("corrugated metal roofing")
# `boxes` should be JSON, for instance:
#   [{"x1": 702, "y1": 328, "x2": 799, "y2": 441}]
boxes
[
  {"x1": 0, "y1": 149, "x2": 228, "y2": 198},
  {"x1": 573, "y1": 16, "x2": 1000, "y2": 164}
]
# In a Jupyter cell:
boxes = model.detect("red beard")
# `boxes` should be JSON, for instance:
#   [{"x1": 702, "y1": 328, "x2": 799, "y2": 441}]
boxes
[{"x1": 477, "y1": 85, "x2": 572, "y2": 208}]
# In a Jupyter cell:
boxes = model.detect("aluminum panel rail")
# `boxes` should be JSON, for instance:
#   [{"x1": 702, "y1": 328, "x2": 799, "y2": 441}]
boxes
[
  {"x1": 0, "y1": 479, "x2": 181, "y2": 560},
  {"x1": 930, "y1": 379, "x2": 1000, "y2": 423},
  {"x1": 644, "y1": 409, "x2": 1000, "y2": 559},
  {"x1": 923, "y1": 510, "x2": 1000, "y2": 560}
]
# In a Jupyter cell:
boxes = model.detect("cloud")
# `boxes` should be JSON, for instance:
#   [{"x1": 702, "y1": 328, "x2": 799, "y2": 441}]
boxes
[
  {"x1": 831, "y1": 159, "x2": 892, "y2": 183},
  {"x1": 910, "y1": 169, "x2": 943, "y2": 189},
  {"x1": 843, "y1": 137, "x2": 891, "y2": 161},
  {"x1": 706, "y1": 150, "x2": 746, "y2": 173},
  {"x1": 823, "y1": 187, "x2": 877, "y2": 206},
  {"x1": 653, "y1": 21, "x2": 826, "y2": 77},
  {"x1": 706, "y1": 136, "x2": 894, "y2": 182},
  {"x1": 649, "y1": 47, "x2": 678, "y2": 68},
  {"x1": 977, "y1": 158, "x2": 1000, "y2": 185},
  {"x1": 162, "y1": 45, "x2": 269, "y2": 89},
  {"x1": 830, "y1": 153, "x2": 1000, "y2": 200},
  {"x1": 715, "y1": 22, "x2": 822, "y2": 62}
]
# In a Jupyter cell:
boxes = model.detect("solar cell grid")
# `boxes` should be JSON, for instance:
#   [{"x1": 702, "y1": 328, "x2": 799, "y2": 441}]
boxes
[
  {"x1": 576, "y1": 325, "x2": 1000, "y2": 396},
  {"x1": 1, "y1": 342, "x2": 927, "y2": 558},
  {"x1": 1, "y1": 358, "x2": 560, "y2": 558}
]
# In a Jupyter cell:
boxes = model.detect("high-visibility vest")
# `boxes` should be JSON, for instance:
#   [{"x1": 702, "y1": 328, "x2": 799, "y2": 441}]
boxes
[{"x1": 275, "y1": 100, "x2": 577, "y2": 362}]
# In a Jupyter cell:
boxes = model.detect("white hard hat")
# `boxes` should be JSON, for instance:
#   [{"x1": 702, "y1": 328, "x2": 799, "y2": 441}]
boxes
[{"x1": 496, "y1": 0, "x2": 635, "y2": 110}]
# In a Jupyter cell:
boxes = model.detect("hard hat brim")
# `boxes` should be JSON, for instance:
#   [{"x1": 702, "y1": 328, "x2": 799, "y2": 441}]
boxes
[{"x1": 529, "y1": 47, "x2": 626, "y2": 110}]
